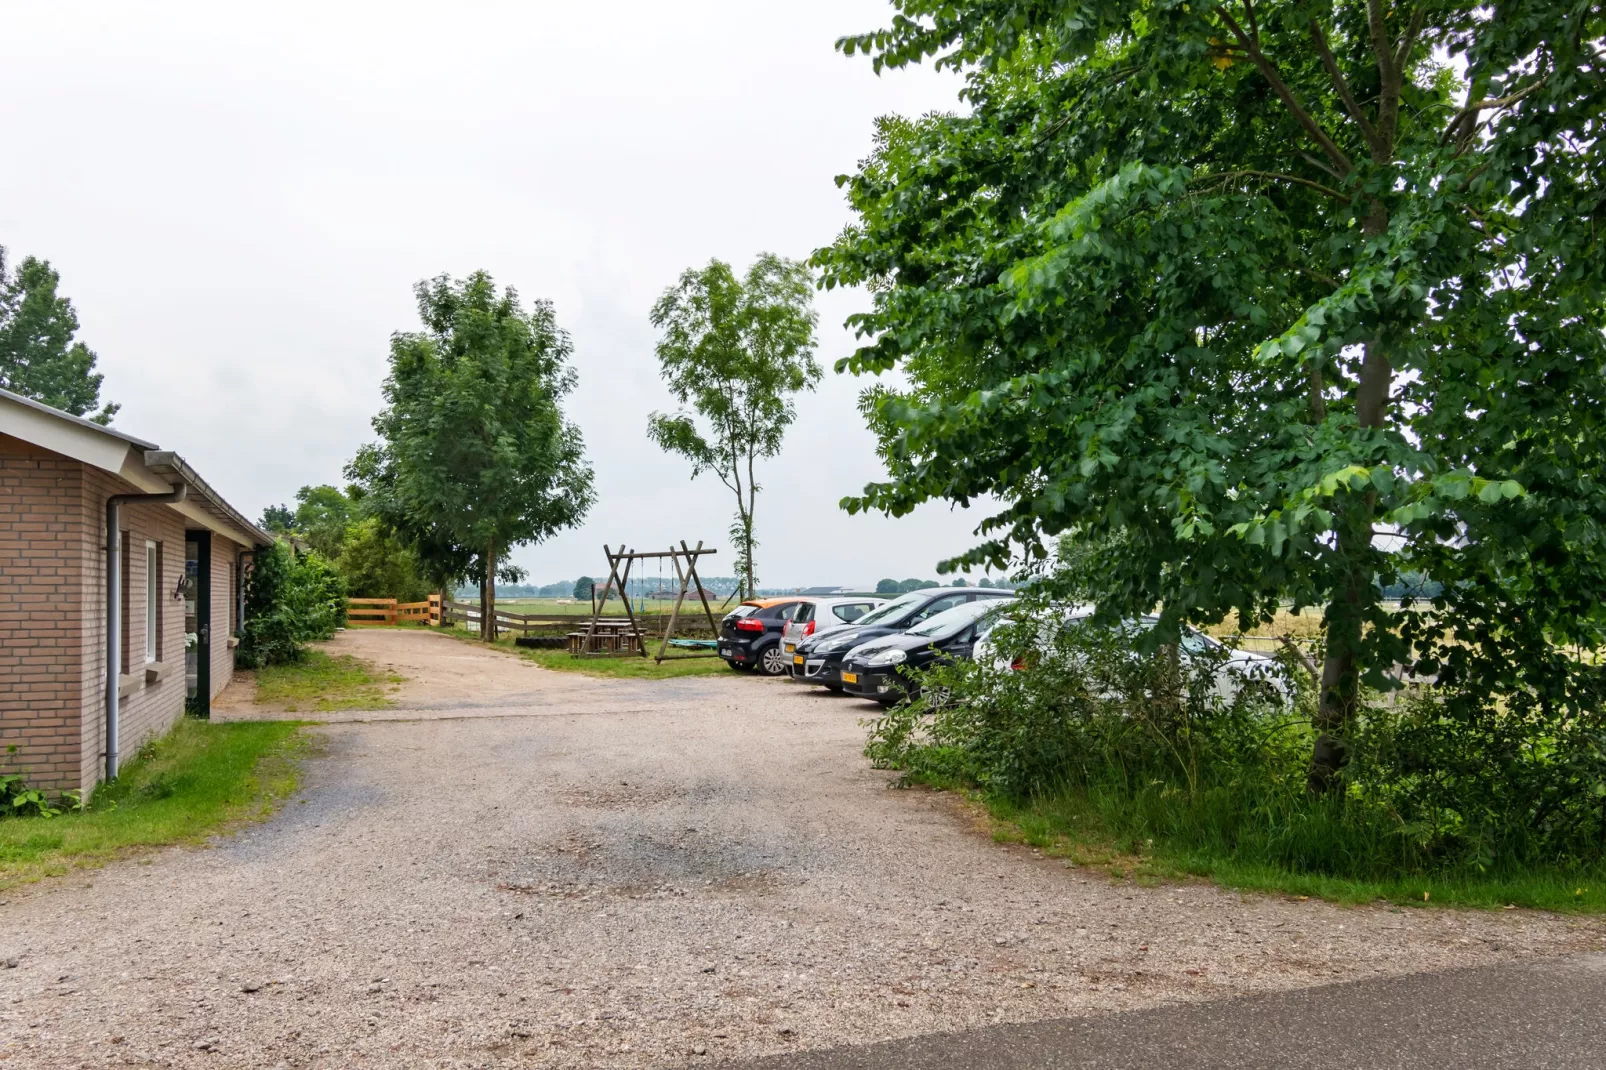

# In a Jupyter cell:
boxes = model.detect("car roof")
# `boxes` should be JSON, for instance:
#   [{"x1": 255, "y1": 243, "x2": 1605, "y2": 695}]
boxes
[{"x1": 741, "y1": 597, "x2": 806, "y2": 608}]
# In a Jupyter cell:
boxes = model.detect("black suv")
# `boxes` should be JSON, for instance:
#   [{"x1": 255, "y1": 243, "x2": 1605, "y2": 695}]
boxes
[
  {"x1": 718, "y1": 599, "x2": 807, "y2": 675},
  {"x1": 791, "y1": 587, "x2": 1013, "y2": 690}
]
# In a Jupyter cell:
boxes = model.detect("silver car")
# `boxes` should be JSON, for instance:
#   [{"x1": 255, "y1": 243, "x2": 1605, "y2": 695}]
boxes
[{"x1": 781, "y1": 596, "x2": 885, "y2": 656}]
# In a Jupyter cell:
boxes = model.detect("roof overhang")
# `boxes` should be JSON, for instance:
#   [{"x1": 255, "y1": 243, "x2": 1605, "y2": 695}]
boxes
[{"x1": 0, "y1": 387, "x2": 272, "y2": 548}]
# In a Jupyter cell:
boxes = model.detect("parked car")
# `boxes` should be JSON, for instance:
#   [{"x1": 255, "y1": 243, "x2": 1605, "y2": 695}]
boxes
[
  {"x1": 839, "y1": 598, "x2": 1014, "y2": 704},
  {"x1": 718, "y1": 597, "x2": 812, "y2": 675},
  {"x1": 781, "y1": 597, "x2": 885, "y2": 654},
  {"x1": 790, "y1": 587, "x2": 1014, "y2": 690},
  {"x1": 973, "y1": 608, "x2": 1290, "y2": 701}
]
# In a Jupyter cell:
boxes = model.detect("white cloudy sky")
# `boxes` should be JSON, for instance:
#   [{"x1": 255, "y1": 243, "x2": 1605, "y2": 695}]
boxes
[{"x1": 0, "y1": 0, "x2": 1001, "y2": 589}]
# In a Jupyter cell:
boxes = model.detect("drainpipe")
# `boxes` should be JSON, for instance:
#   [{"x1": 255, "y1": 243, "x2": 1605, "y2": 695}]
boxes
[{"x1": 105, "y1": 484, "x2": 187, "y2": 783}]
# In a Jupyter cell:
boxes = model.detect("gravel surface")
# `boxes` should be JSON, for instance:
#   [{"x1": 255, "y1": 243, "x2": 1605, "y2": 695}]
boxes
[{"x1": 3, "y1": 630, "x2": 1601, "y2": 1069}]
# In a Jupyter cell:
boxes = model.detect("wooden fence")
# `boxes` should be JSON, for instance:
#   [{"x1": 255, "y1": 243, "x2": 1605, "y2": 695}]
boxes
[{"x1": 347, "y1": 594, "x2": 441, "y2": 627}]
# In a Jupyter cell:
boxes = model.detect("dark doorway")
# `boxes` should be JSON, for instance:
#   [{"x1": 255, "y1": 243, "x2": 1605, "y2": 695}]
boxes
[{"x1": 184, "y1": 530, "x2": 212, "y2": 718}]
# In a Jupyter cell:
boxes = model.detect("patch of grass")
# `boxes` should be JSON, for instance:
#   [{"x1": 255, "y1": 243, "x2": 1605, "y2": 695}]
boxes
[
  {"x1": 441, "y1": 627, "x2": 731, "y2": 679},
  {"x1": 974, "y1": 786, "x2": 1606, "y2": 914},
  {"x1": 0, "y1": 719, "x2": 309, "y2": 890},
  {"x1": 255, "y1": 649, "x2": 404, "y2": 711}
]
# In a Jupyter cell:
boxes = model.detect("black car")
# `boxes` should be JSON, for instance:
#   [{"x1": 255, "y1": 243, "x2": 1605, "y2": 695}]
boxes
[
  {"x1": 717, "y1": 599, "x2": 808, "y2": 675},
  {"x1": 790, "y1": 587, "x2": 1013, "y2": 690},
  {"x1": 840, "y1": 598, "x2": 1012, "y2": 704}
]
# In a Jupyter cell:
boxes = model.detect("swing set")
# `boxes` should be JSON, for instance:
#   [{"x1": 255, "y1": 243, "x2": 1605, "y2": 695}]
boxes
[{"x1": 578, "y1": 541, "x2": 725, "y2": 663}]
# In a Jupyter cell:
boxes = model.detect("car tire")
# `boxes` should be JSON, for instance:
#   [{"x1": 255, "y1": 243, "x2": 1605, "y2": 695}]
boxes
[{"x1": 757, "y1": 644, "x2": 790, "y2": 676}]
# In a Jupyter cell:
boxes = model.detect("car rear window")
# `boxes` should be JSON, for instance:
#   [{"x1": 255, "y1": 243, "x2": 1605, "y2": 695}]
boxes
[{"x1": 833, "y1": 602, "x2": 874, "y2": 622}]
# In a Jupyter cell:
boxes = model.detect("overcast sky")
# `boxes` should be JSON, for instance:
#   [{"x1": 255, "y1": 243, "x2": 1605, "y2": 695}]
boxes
[{"x1": 0, "y1": 1, "x2": 1004, "y2": 589}]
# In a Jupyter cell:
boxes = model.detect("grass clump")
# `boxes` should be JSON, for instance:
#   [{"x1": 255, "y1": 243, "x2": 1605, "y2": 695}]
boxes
[
  {"x1": 255, "y1": 649, "x2": 403, "y2": 711},
  {"x1": 0, "y1": 718, "x2": 308, "y2": 889}
]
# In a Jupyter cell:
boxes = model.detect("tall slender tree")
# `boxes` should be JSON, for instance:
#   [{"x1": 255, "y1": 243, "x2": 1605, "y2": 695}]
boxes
[
  {"x1": 0, "y1": 248, "x2": 118, "y2": 423},
  {"x1": 647, "y1": 255, "x2": 820, "y2": 597},
  {"x1": 357, "y1": 272, "x2": 594, "y2": 640}
]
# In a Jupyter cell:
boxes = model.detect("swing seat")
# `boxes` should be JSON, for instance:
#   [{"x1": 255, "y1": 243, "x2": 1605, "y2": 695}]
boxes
[{"x1": 667, "y1": 638, "x2": 718, "y2": 649}]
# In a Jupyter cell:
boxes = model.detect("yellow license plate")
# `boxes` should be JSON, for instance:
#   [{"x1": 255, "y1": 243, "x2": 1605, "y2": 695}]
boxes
[
  {"x1": 793, "y1": 654, "x2": 804, "y2": 665},
  {"x1": 784, "y1": 642, "x2": 796, "y2": 653},
  {"x1": 841, "y1": 672, "x2": 858, "y2": 684}
]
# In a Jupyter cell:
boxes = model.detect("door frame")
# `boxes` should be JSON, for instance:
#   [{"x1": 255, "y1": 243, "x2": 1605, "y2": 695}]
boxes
[{"x1": 187, "y1": 529, "x2": 212, "y2": 718}]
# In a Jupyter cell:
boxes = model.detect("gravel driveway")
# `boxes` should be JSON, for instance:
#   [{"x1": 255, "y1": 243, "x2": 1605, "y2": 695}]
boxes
[{"x1": 2, "y1": 631, "x2": 1601, "y2": 1069}]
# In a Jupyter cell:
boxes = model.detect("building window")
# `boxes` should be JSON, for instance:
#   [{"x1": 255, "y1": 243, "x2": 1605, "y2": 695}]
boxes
[{"x1": 147, "y1": 541, "x2": 161, "y2": 663}]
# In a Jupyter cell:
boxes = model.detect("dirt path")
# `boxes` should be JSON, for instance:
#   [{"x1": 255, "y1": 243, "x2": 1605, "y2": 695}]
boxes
[{"x1": 2, "y1": 630, "x2": 1601, "y2": 1068}]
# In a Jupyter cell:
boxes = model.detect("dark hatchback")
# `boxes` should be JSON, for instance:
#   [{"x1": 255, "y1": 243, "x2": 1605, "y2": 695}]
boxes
[
  {"x1": 840, "y1": 598, "x2": 1013, "y2": 704},
  {"x1": 717, "y1": 598, "x2": 807, "y2": 675},
  {"x1": 790, "y1": 587, "x2": 1013, "y2": 690}
]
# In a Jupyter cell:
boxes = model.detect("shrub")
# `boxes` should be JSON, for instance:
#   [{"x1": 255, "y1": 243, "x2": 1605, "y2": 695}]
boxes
[
  {"x1": 868, "y1": 604, "x2": 1606, "y2": 880},
  {"x1": 236, "y1": 541, "x2": 348, "y2": 669}
]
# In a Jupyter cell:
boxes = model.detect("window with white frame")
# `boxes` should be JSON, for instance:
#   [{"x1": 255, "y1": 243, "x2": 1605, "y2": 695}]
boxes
[{"x1": 146, "y1": 541, "x2": 160, "y2": 663}]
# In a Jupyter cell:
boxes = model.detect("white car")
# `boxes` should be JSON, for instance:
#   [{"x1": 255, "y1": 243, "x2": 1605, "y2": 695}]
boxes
[
  {"x1": 781, "y1": 596, "x2": 886, "y2": 655},
  {"x1": 974, "y1": 608, "x2": 1290, "y2": 701}
]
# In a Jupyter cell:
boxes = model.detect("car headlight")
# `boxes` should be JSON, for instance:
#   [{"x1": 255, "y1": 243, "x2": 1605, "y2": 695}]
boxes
[
  {"x1": 822, "y1": 632, "x2": 860, "y2": 652},
  {"x1": 866, "y1": 648, "x2": 907, "y2": 667}
]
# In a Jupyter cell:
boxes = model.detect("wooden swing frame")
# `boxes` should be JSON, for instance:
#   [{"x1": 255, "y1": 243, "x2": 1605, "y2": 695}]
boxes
[{"x1": 580, "y1": 541, "x2": 722, "y2": 662}]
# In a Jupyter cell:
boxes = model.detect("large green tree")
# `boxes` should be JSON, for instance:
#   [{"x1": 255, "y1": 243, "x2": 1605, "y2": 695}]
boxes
[
  {"x1": 360, "y1": 272, "x2": 594, "y2": 640},
  {"x1": 647, "y1": 255, "x2": 820, "y2": 597},
  {"x1": 820, "y1": 1, "x2": 1606, "y2": 788},
  {"x1": 0, "y1": 248, "x2": 118, "y2": 423}
]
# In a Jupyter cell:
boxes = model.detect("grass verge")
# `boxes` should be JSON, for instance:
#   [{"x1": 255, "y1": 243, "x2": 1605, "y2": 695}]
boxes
[
  {"x1": 255, "y1": 649, "x2": 404, "y2": 712},
  {"x1": 961, "y1": 783, "x2": 1606, "y2": 914},
  {"x1": 0, "y1": 718, "x2": 309, "y2": 890},
  {"x1": 440, "y1": 627, "x2": 732, "y2": 679}
]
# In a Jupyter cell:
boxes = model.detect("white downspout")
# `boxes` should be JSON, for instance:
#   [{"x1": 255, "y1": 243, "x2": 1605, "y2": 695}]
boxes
[{"x1": 105, "y1": 485, "x2": 186, "y2": 783}]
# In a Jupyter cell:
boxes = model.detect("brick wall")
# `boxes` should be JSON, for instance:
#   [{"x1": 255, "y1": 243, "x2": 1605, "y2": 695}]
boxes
[
  {"x1": 3, "y1": 435, "x2": 256, "y2": 795},
  {"x1": 0, "y1": 436, "x2": 87, "y2": 791},
  {"x1": 77, "y1": 466, "x2": 190, "y2": 790}
]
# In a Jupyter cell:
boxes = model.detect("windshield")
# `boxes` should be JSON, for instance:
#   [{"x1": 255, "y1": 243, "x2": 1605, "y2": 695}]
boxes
[
  {"x1": 854, "y1": 593, "x2": 924, "y2": 626},
  {"x1": 907, "y1": 599, "x2": 1007, "y2": 639}
]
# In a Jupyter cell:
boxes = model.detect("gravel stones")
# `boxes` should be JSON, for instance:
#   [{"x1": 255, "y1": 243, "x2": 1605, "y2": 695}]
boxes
[{"x1": 1, "y1": 629, "x2": 1601, "y2": 1068}]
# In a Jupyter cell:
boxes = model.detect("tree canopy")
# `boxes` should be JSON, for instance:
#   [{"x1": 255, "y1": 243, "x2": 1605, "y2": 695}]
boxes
[
  {"x1": 0, "y1": 248, "x2": 117, "y2": 423},
  {"x1": 355, "y1": 272, "x2": 594, "y2": 638},
  {"x1": 647, "y1": 255, "x2": 820, "y2": 598},
  {"x1": 819, "y1": 0, "x2": 1606, "y2": 786}
]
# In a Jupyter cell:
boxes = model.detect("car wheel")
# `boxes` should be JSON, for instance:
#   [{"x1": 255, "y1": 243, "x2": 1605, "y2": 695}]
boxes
[{"x1": 758, "y1": 644, "x2": 790, "y2": 676}]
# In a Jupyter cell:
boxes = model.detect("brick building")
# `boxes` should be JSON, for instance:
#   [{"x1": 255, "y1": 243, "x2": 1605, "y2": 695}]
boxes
[{"x1": 1, "y1": 387, "x2": 270, "y2": 796}]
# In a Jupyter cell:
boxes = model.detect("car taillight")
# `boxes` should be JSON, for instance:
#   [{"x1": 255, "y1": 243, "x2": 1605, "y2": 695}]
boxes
[
  {"x1": 1010, "y1": 656, "x2": 1028, "y2": 671},
  {"x1": 736, "y1": 618, "x2": 765, "y2": 633},
  {"x1": 804, "y1": 620, "x2": 816, "y2": 636}
]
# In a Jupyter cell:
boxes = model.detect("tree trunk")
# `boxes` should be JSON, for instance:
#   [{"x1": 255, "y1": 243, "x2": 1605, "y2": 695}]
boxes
[{"x1": 483, "y1": 539, "x2": 498, "y2": 642}]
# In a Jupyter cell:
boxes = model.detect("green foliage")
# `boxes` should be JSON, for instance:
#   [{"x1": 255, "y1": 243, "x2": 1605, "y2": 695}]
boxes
[
  {"x1": 876, "y1": 577, "x2": 901, "y2": 594},
  {"x1": 898, "y1": 577, "x2": 937, "y2": 593},
  {"x1": 259, "y1": 503, "x2": 296, "y2": 533},
  {"x1": 0, "y1": 772, "x2": 63, "y2": 819},
  {"x1": 573, "y1": 576, "x2": 595, "y2": 600},
  {"x1": 335, "y1": 516, "x2": 429, "y2": 601},
  {"x1": 290, "y1": 484, "x2": 354, "y2": 560},
  {"x1": 870, "y1": 603, "x2": 1606, "y2": 885},
  {"x1": 0, "y1": 247, "x2": 117, "y2": 423},
  {"x1": 647, "y1": 255, "x2": 820, "y2": 597},
  {"x1": 351, "y1": 272, "x2": 594, "y2": 637},
  {"x1": 821, "y1": 0, "x2": 1606, "y2": 782},
  {"x1": 236, "y1": 541, "x2": 346, "y2": 669}
]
